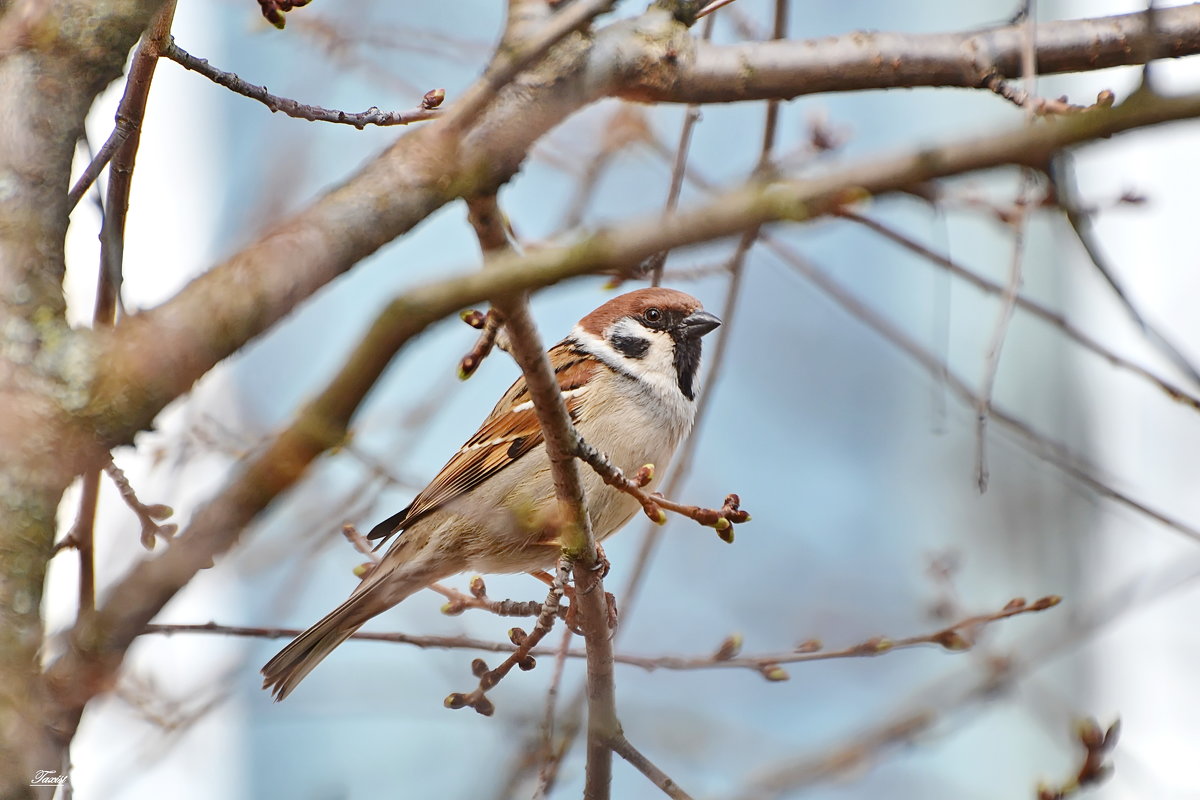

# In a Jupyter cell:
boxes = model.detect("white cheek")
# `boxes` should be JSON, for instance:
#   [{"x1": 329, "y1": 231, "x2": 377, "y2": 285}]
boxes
[
  {"x1": 637, "y1": 333, "x2": 684, "y2": 395},
  {"x1": 570, "y1": 323, "x2": 697, "y2": 426}
]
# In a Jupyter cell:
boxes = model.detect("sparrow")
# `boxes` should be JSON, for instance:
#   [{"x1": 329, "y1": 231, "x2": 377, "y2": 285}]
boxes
[{"x1": 262, "y1": 288, "x2": 721, "y2": 700}]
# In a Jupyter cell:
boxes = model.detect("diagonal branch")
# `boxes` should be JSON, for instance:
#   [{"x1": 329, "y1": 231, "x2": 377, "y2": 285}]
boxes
[
  {"x1": 440, "y1": 0, "x2": 619, "y2": 135},
  {"x1": 762, "y1": 233, "x2": 1200, "y2": 545},
  {"x1": 1051, "y1": 152, "x2": 1200, "y2": 387},
  {"x1": 836, "y1": 210, "x2": 1200, "y2": 412},
  {"x1": 44, "y1": 270, "x2": 484, "y2": 741},
  {"x1": 86, "y1": 86, "x2": 1200, "y2": 454}
]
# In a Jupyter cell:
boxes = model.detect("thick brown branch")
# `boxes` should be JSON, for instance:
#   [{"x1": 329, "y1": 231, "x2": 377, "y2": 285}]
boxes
[
  {"x1": 641, "y1": 5, "x2": 1200, "y2": 103},
  {"x1": 0, "y1": 1, "x2": 170, "y2": 792},
  {"x1": 84, "y1": 12, "x2": 1200, "y2": 457}
]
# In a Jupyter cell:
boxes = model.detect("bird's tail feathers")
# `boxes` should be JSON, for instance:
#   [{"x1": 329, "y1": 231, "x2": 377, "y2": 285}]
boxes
[{"x1": 261, "y1": 561, "x2": 436, "y2": 701}]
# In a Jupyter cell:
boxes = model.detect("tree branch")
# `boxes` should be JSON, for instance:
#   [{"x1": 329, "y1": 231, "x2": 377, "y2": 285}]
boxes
[
  {"x1": 637, "y1": 5, "x2": 1200, "y2": 103},
  {"x1": 82, "y1": 7, "x2": 1200, "y2": 458},
  {"x1": 762, "y1": 233, "x2": 1200, "y2": 545},
  {"x1": 140, "y1": 596, "x2": 1059, "y2": 675},
  {"x1": 611, "y1": 734, "x2": 695, "y2": 800},
  {"x1": 836, "y1": 209, "x2": 1200, "y2": 413},
  {"x1": 0, "y1": 1, "x2": 170, "y2": 792},
  {"x1": 162, "y1": 40, "x2": 446, "y2": 128},
  {"x1": 467, "y1": 193, "x2": 618, "y2": 799},
  {"x1": 45, "y1": 269, "x2": 480, "y2": 741}
]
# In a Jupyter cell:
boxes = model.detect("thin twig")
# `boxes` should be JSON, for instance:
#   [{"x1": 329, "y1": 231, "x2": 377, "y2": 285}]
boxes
[
  {"x1": 975, "y1": 174, "x2": 1032, "y2": 492},
  {"x1": 444, "y1": 559, "x2": 568, "y2": 717},
  {"x1": 102, "y1": 457, "x2": 177, "y2": 550},
  {"x1": 458, "y1": 307, "x2": 506, "y2": 379},
  {"x1": 576, "y1": 443, "x2": 750, "y2": 535},
  {"x1": 341, "y1": 523, "x2": 380, "y2": 563},
  {"x1": 983, "y1": 74, "x2": 1113, "y2": 115},
  {"x1": 1036, "y1": 718, "x2": 1120, "y2": 800},
  {"x1": 611, "y1": 735, "x2": 695, "y2": 800},
  {"x1": 1051, "y1": 153, "x2": 1200, "y2": 389},
  {"x1": 141, "y1": 597, "x2": 1058, "y2": 673},
  {"x1": 68, "y1": 126, "x2": 127, "y2": 211},
  {"x1": 144, "y1": 621, "x2": 530, "y2": 654},
  {"x1": 762, "y1": 233, "x2": 1200, "y2": 545},
  {"x1": 835, "y1": 210, "x2": 1200, "y2": 412},
  {"x1": 695, "y1": 0, "x2": 740, "y2": 21},
  {"x1": 533, "y1": 625, "x2": 576, "y2": 799},
  {"x1": 973, "y1": 12, "x2": 1037, "y2": 490},
  {"x1": 162, "y1": 40, "x2": 445, "y2": 128},
  {"x1": 69, "y1": 473, "x2": 100, "y2": 615},
  {"x1": 610, "y1": 595, "x2": 1060, "y2": 675},
  {"x1": 649, "y1": 12, "x2": 716, "y2": 287},
  {"x1": 429, "y1": 576, "x2": 551, "y2": 619}
]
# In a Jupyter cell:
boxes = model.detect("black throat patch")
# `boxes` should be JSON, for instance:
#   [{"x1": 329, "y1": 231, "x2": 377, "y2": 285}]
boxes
[{"x1": 673, "y1": 336, "x2": 702, "y2": 400}]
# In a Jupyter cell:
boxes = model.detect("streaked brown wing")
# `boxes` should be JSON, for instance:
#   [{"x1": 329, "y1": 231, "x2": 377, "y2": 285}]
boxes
[{"x1": 366, "y1": 341, "x2": 597, "y2": 543}]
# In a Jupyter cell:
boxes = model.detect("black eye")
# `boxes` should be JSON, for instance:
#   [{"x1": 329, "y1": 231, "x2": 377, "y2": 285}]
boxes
[{"x1": 644, "y1": 307, "x2": 662, "y2": 324}]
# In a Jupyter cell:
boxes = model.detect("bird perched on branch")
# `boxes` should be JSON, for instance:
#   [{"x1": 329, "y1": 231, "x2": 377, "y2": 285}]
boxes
[{"x1": 262, "y1": 288, "x2": 720, "y2": 700}]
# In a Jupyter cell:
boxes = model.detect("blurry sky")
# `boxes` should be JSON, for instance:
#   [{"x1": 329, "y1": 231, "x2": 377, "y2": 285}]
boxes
[{"x1": 51, "y1": 1, "x2": 1200, "y2": 798}]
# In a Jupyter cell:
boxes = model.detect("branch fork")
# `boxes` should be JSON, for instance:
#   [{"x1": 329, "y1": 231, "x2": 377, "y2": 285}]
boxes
[{"x1": 444, "y1": 556, "x2": 574, "y2": 716}]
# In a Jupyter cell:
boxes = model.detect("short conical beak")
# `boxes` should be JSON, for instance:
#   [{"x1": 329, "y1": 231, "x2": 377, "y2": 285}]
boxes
[{"x1": 678, "y1": 310, "x2": 721, "y2": 339}]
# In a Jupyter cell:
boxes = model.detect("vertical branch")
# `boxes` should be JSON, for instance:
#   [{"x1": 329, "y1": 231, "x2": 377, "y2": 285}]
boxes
[
  {"x1": 75, "y1": 0, "x2": 177, "y2": 617},
  {"x1": 498, "y1": 300, "x2": 619, "y2": 800},
  {"x1": 466, "y1": 195, "x2": 617, "y2": 799},
  {"x1": 532, "y1": 626, "x2": 575, "y2": 799}
]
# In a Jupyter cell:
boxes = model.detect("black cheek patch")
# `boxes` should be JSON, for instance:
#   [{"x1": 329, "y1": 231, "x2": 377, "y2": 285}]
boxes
[{"x1": 611, "y1": 333, "x2": 650, "y2": 359}]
